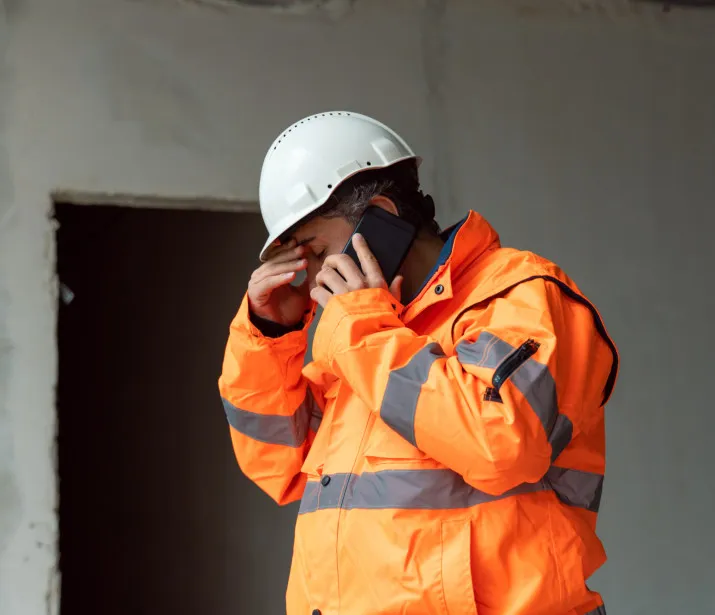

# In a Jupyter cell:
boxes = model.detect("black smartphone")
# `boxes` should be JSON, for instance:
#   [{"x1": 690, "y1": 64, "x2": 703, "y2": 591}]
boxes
[{"x1": 341, "y1": 206, "x2": 417, "y2": 284}]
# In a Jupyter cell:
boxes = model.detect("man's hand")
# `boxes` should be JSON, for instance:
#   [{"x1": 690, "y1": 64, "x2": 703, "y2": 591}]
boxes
[
  {"x1": 310, "y1": 234, "x2": 403, "y2": 308},
  {"x1": 248, "y1": 239, "x2": 310, "y2": 326}
]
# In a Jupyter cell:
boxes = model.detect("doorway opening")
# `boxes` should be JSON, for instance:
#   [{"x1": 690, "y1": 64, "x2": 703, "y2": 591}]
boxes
[{"x1": 56, "y1": 201, "x2": 298, "y2": 615}]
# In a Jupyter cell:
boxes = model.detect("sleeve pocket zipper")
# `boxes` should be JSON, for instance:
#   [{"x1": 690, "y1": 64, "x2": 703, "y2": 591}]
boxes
[{"x1": 484, "y1": 339, "x2": 541, "y2": 402}]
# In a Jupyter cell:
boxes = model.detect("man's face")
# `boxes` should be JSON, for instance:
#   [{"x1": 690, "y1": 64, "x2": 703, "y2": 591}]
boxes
[{"x1": 291, "y1": 215, "x2": 355, "y2": 290}]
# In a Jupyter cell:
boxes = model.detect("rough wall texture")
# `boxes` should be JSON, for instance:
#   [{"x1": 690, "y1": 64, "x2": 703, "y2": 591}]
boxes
[
  {"x1": 0, "y1": 0, "x2": 714, "y2": 614},
  {"x1": 0, "y1": 0, "x2": 23, "y2": 588}
]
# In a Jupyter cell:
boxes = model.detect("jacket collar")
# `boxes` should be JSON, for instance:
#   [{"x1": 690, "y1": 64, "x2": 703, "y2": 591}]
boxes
[{"x1": 402, "y1": 211, "x2": 501, "y2": 322}]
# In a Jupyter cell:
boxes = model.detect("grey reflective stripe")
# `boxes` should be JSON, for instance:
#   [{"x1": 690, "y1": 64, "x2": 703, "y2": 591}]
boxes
[
  {"x1": 549, "y1": 414, "x2": 573, "y2": 462},
  {"x1": 380, "y1": 342, "x2": 446, "y2": 446},
  {"x1": 299, "y1": 466, "x2": 602, "y2": 514},
  {"x1": 509, "y1": 350, "x2": 558, "y2": 433},
  {"x1": 457, "y1": 332, "x2": 569, "y2": 457},
  {"x1": 546, "y1": 466, "x2": 604, "y2": 513},
  {"x1": 585, "y1": 606, "x2": 606, "y2": 615},
  {"x1": 300, "y1": 473, "x2": 354, "y2": 514},
  {"x1": 222, "y1": 389, "x2": 318, "y2": 447},
  {"x1": 455, "y1": 332, "x2": 514, "y2": 370},
  {"x1": 352, "y1": 469, "x2": 547, "y2": 510},
  {"x1": 380, "y1": 334, "x2": 570, "y2": 457}
]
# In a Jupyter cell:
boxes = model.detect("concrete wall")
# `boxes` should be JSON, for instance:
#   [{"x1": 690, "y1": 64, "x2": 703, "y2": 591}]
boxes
[{"x1": 0, "y1": 0, "x2": 713, "y2": 613}]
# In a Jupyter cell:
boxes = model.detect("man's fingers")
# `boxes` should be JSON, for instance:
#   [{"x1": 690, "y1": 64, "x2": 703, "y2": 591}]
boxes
[
  {"x1": 252, "y1": 272, "x2": 298, "y2": 300},
  {"x1": 264, "y1": 244, "x2": 305, "y2": 266},
  {"x1": 310, "y1": 286, "x2": 332, "y2": 308},
  {"x1": 389, "y1": 274, "x2": 404, "y2": 302},
  {"x1": 251, "y1": 258, "x2": 307, "y2": 285},
  {"x1": 316, "y1": 267, "x2": 349, "y2": 296},
  {"x1": 352, "y1": 234, "x2": 384, "y2": 283},
  {"x1": 262, "y1": 238, "x2": 297, "y2": 261},
  {"x1": 322, "y1": 253, "x2": 364, "y2": 287}
]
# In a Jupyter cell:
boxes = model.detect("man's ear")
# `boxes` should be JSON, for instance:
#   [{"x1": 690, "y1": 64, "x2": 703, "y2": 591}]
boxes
[{"x1": 368, "y1": 195, "x2": 399, "y2": 216}]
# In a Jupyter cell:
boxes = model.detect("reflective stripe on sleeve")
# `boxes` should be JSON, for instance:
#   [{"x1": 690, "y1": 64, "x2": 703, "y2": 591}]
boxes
[
  {"x1": 379, "y1": 332, "x2": 572, "y2": 459},
  {"x1": 380, "y1": 342, "x2": 446, "y2": 446},
  {"x1": 456, "y1": 332, "x2": 558, "y2": 433},
  {"x1": 457, "y1": 332, "x2": 572, "y2": 459},
  {"x1": 222, "y1": 388, "x2": 319, "y2": 447}
]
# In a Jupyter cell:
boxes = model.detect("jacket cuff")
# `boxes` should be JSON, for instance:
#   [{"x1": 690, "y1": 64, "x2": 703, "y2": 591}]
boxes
[
  {"x1": 313, "y1": 288, "x2": 403, "y2": 365},
  {"x1": 249, "y1": 310, "x2": 305, "y2": 338},
  {"x1": 232, "y1": 293, "x2": 315, "y2": 348}
]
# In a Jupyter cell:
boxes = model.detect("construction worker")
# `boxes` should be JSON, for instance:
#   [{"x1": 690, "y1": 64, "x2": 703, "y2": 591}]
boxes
[{"x1": 219, "y1": 112, "x2": 619, "y2": 615}]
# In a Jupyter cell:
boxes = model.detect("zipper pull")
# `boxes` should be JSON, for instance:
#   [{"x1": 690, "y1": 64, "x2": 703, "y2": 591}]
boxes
[{"x1": 492, "y1": 339, "x2": 541, "y2": 390}]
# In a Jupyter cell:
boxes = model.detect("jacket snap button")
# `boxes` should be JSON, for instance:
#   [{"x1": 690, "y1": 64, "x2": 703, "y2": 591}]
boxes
[
  {"x1": 320, "y1": 475, "x2": 331, "y2": 486},
  {"x1": 435, "y1": 284, "x2": 444, "y2": 295}
]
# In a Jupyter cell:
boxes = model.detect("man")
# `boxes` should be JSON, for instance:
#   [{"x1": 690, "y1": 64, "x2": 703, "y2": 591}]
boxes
[{"x1": 219, "y1": 111, "x2": 618, "y2": 615}]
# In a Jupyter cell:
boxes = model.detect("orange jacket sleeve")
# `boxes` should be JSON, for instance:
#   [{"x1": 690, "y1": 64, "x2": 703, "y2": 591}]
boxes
[
  {"x1": 312, "y1": 281, "x2": 595, "y2": 496},
  {"x1": 218, "y1": 294, "x2": 321, "y2": 505}
]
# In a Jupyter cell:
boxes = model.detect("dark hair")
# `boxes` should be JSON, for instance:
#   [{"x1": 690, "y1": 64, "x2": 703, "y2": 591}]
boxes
[{"x1": 279, "y1": 159, "x2": 439, "y2": 242}]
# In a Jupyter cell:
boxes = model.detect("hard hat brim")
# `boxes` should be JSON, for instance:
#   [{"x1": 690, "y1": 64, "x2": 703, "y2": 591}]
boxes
[{"x1": 258, "y1": 154, "x2": 421, "y2": 262}]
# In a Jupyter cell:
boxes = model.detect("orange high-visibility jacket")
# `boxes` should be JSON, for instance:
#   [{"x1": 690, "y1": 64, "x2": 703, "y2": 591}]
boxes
[{"x1": 219, "y1": 212, "x2": 619, "y2": 615}]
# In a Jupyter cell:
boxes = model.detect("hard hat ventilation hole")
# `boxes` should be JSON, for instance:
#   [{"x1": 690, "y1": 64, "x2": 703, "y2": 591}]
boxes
[
  {"x1": 366, "y1": 161, "x2": 372, "y2": 166},
  {"x1": 327, "y1": 184, "x2": 333, "y2": 189}
]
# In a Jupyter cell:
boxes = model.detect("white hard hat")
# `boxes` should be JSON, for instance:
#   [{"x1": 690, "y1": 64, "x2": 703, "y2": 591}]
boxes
[{"x1": 258, "y1": 111, "x2": 419, "y2": 261}]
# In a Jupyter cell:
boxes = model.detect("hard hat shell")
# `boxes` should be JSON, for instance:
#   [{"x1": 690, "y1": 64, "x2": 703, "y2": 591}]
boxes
[{"x1": 258, "y1": 111, "x2": 419, "y2": 261}]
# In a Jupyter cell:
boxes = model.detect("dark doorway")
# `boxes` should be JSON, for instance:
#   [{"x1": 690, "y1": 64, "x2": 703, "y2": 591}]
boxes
[{"x1": 56, "y1": 203, "x2": 298, "y2": 615}]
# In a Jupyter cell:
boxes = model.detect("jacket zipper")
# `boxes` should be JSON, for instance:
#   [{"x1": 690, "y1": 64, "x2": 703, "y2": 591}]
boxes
[{"x1": 492, "y1": 339, "x2": 540, "y2": 391}]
